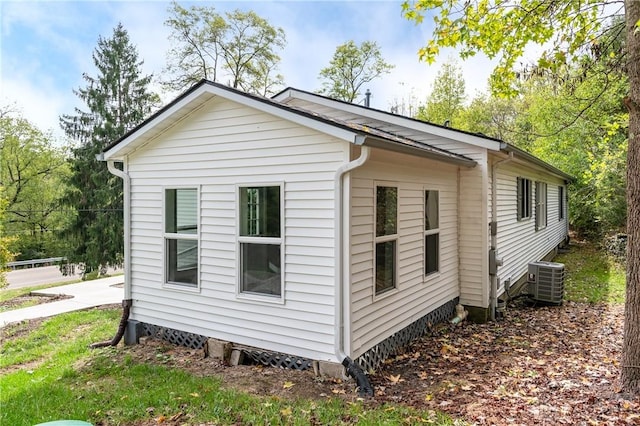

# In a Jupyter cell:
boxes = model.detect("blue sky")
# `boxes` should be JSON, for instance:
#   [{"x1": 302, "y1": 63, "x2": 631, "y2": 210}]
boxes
[{"x1": 1, "y1": 1, "x2": 496, "y2": 141}]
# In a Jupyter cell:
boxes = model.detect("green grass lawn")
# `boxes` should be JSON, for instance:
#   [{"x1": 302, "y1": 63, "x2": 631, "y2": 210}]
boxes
[
  {"x1": 555, "y1": 241, "x2": 626, "y2": 304},
  {"x1": 0, "y1": 242, "x2": 623, "y2": 425},
  {"x1": 1, "y1": 308, "x2": 461, "y2": 425}
]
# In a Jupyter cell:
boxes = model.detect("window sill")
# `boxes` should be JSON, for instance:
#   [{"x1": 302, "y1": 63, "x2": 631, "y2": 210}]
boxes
[
  {"x1": 424, "y1": 271, "x2": 441, "y2": 282},
  {"x1": 373, "y1": 286, "x2": 398, "y2": 302},
  {"x1": 163, "y1": 282, "x2": 201, "y2": 293},
  {"x1": 236, "y1": 292, "x2": 285, "y2": 305}
]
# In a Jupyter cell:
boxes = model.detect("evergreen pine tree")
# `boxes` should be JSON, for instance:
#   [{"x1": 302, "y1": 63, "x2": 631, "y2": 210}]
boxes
[{"x1": 60, "y1": 23, "x2": 159, "y2": 275}]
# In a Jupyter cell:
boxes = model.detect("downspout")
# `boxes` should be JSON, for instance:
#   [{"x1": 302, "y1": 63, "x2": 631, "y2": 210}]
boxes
[
  {"x1": 334, "y1": 143, "x2": 372, "y2": 397},
  {"x1": 106, "y1": 159, "x2": 131, "y2": 301},
  {"x1": 489, "y1": 152, "x2": 514, "y2": 321},
  {"x1": 91, "y1": 156, "x2": 132, "y2": 348}
]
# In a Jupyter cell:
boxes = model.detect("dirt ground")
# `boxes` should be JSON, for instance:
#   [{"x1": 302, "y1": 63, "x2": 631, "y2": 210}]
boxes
[
  {"x1": 113, "y1": 301, "x2": 640, "y2": 425},
  {"x1": 3, "y1": 297, "x2": 640, "y2": 425},
  {"x1": 0, "y1": 293, "x2": 72, "y2": 311}
]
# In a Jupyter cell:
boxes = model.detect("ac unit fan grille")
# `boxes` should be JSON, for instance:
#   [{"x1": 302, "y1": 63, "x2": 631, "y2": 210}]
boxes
[{"x1": 528, "y1": 261, "x2": 565, "y2": 304}]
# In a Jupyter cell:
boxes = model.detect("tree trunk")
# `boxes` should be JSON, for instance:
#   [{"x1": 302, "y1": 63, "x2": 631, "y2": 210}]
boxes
[{"x1": 622, "y1": 0, "x2": 640, "y2": 395}]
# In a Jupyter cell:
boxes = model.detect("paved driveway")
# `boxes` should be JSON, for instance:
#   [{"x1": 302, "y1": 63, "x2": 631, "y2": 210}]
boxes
[
  {"x1": 6, "y1": 265, "x2": 122, "y2": 289},
  {"x1": 1, "y1": 276, "x2": 124, "y2": 327}
]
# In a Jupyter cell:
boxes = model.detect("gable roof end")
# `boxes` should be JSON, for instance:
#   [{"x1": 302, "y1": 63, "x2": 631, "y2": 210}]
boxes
[{"x1": 102, "y1": 80, "x2": 476, "y2": 168}]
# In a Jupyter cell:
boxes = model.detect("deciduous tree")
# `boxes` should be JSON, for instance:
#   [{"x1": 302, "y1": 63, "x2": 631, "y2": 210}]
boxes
[
  {"x1": 219, "y1": 10, "x2": 285, "y2": 95},
  {"x1": 0, "y1": 190, "x2": 16, "y2": 289},
  {"x1": 416, "y1": 59, "x2": 466, "y2": 126},
  {"x1": 163, "y1": 2, "x2": 286, "y2": 96},
  {"x1": 0, "y1": 114, "x2": 71, "y2": 259},
  {"x1": 402, "y1": 0, "x2": 640, "y2": 394},
  {"x1": 318, "y1": 40, "x2": 394, "y2": 103},
  {"x1": 60, "y1": 23, "x2": 159, "y2": 276},
  {"x1": 163, "y1": 2, "x2": 225, "y2": 90}
]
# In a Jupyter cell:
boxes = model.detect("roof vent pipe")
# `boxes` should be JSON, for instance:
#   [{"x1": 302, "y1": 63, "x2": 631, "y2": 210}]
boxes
[{"x1": 364, "y1": 89, "x2": 371, "y2": 108}]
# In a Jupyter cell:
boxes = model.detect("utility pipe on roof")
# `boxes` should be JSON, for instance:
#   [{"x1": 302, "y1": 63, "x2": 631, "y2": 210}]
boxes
[
  {"x1": 489, "y1": 152, "x2": 514, "y2": 321},
  {"x1": 334, "y1": 145, "x2": 372, "y2": 396}
]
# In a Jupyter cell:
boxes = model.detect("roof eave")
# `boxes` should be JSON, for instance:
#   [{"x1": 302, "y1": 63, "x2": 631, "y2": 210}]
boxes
[
  {"x1": 363, "y1": 136, "x2": 477, "y2": 168},
  {"x1": 500, "y1": 142, "x2": 574, "y2": 182},
  {"x1": 273, "y1": 88, "x2": 503, "y2": 151}
]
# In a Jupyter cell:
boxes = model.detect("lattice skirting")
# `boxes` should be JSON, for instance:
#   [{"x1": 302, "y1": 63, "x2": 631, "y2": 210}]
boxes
[
  {"x1": 243, "y1": 347, "x2": 313, "y2": 371},
  {"x1": 355, "y1": 298, "x2": 459, "y2": 372},
  {"x1": 141, "y1": 323, "x2": 207, "y2": 350},
  {"x1": 136, "y1": 298, "x2": 457, "y2": 373},
  {"x1": 137, "y1": 322, "x2": 311, "y2": 370}
]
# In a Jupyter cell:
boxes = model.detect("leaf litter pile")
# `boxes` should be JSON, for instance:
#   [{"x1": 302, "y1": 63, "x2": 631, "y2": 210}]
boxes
[
  {"x1": 115, "y1": 300, "x2": 639, "y2": 425},
  {"x1": 373, "y1": 301, "x2": 639, "y2": 425}
]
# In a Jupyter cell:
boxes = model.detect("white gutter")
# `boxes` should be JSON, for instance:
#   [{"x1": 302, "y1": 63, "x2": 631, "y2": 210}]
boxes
[
  {"x1": 334, "y1": 145, "x2": 370, "y2": 362},
  {"x1": 489, "y1": 152, "x2": 514, "y2": 320},
  {"x1": 106, "y1": 159, "x2": 131, "y2": 300}
]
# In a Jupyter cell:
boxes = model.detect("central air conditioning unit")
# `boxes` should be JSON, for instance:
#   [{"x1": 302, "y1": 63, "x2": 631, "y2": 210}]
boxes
[{"x1": 527, "y1": 261, "x2": 565, "y2": 304}]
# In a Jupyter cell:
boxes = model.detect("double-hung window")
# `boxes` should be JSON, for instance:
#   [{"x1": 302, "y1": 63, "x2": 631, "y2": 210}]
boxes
[
  {"x1": 535, "y1": 181, "x2": 548, "y2": 230},
  {"x1": 375, "y1": 185, "x2": 398, "y2": 295},
  {"x1": 238, "y1": 185, "x2": 283, "y2": 297},
  {"x1": 164, "y1": 188, "x2": 199, "y2": 287},
  {"x1": 517, "y1": 177, "x2": 532, "y2": 221},
  {"x1": 558, "y1": 186, "x2": 565, "y2": 220},
  {"x1": 424, "y1": 190, "x2": 439, "y2": 276}
]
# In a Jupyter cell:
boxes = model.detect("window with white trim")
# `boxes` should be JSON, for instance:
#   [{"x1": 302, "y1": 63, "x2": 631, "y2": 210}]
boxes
[
  {"x1": 424, "y1": 190, "x2": 439, "y2": 276},
  {"x1": 535, "y1": 181, "x2": 547, "y2": 230},
  {"x1": 375, "y1": 185, "x2": 397, "y2": 295},
  {"x1": 558, "y1": 185, "x2": 565, "y2": 220},
  {"x1": 517, "y1": 177, "x2": 532, "y2": 221},
  {"x1": 164, "y1": 188, "x2": 198, "y2": 287},
  {"x1": 238, "y1": 185, "x2": 282, "y2": 297}
]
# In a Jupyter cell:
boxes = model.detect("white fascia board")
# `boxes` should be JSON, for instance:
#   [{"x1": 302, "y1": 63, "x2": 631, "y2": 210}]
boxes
[{"x1": 274, "y1": 88, "x2": 503, "y2": 151}]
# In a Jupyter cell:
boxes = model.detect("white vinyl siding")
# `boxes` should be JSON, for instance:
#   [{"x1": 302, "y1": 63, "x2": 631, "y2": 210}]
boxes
[
  {"x1": 125, "y1": 96, "x2": 349, "y2": 361},
  {"x1": 458, "y1": 150, "x2": 490, "y2": 308},
  {"x1": 280, "y1": 94, "x2": 491, "y2": 309},
  {"x1": 349, "y1": 150, "x2": 459, "y2": 359},
  {"x1": 121, "y1": 87, "x2": 572, "y2": 366},
  {"x1": 493, "y1": 160, "x2": 568, "y2": 295}
]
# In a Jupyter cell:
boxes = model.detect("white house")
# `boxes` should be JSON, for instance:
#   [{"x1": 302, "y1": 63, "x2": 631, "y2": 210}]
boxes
[{"x1": 101, "y1": 81, "x2": 571, "y2": 379}]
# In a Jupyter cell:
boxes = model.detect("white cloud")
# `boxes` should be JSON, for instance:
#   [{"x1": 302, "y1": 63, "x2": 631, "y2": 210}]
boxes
[
  {"x1": 0, "y1": 0, "x2": 500, "y2": 141},
  {"x1": 1, "y1": 73, "x2": 71, "y2": 143}
]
